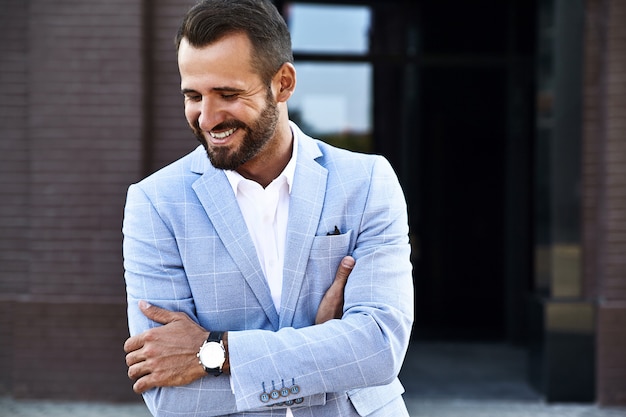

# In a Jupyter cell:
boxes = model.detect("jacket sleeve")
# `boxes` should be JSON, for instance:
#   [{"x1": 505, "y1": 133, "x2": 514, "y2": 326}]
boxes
[
  {"x1": 123, "y1": 183, "x2": 239, "y2": 417},
  {"x1": 227, "y1": 155, "x2": 414, "y2": 412}
]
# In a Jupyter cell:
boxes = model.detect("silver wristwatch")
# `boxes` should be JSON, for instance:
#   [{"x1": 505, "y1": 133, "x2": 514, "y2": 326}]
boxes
[{"x1": 197, "y1": 331, "x2": 225, "y2": 376}]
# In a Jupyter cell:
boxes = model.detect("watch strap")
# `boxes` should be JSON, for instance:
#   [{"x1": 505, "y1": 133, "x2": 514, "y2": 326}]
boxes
[{"x1": 207, "y1": 331, "x2": 224, "y2": 344}]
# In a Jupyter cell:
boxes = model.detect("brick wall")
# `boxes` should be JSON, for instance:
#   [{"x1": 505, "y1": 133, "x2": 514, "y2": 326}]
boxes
[
  {"x1": 0, "y1": 0, "x2": 30, "y2": 396},
  {"x1": 0, "y1": 0, "x2": 145, "y2": 401},
  {"x1": 583, "y1": 0, "x2": 626, "y2": 406},
  {"x1": 27, "y1": 0, "x2": 144, "y2": 298},
  {"x1": 597, "y1": 0, "x2": 626, "y2": 402},
  {"x1": 11, "y1": 301, "x2": 133, "y2": 400},
  {"x1": 148, "y1": 0, "x2": 197, "y2": 173},
  {"x1": 0, "y1": 0, "x2": 202, "y2": 402}
]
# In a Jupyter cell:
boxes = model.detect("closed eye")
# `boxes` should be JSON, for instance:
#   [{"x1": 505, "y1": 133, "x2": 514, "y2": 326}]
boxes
[
  {"x1": 214, "y1": 86, "x2": 244, "y2": 100},
  {"x1": 181, "y1": 89, "x2": 201, "y2": 102}
]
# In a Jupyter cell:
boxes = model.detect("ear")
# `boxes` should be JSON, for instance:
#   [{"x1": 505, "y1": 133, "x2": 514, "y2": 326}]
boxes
[{"x1": 273, "y1": 62, "x2": 296, "y2": 103}]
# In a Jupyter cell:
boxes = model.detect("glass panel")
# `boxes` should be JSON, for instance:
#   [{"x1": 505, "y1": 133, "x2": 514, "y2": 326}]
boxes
[
  {"x1": 533, "y1": 0, "x2": 583, "y2": 297},
  {"x1": 287, "y1": 3, "x2": 371, "y2": 54},
  {"x1": 289, "y1": 62, "x2": 372, "y2": 152}
]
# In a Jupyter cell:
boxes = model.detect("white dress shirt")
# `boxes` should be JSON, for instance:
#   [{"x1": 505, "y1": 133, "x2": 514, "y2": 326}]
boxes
[{"x1": 225, "y1": 133, "x2": 298, "y2": 417}]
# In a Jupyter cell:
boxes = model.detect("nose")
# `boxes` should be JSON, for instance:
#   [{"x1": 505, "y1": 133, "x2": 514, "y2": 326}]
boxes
[{"x1": 196, "y1": 97, "x2": 227, "y2": 132}]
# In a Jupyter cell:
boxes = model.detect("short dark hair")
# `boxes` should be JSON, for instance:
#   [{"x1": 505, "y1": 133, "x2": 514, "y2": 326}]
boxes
[{"x1": 175, "y1": 0, "x2": 294, "y2": 85}]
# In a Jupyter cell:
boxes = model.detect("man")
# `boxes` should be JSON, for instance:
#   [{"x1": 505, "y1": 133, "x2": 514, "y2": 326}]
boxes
[{"x1": 122, "y1": 0, "x2": 413, "y2": 416}]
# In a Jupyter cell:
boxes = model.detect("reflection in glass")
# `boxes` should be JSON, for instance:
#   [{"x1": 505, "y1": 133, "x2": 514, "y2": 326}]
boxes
[
  {"x1": 289, "y1": 63, "x2": 372, "y2": 153},
  {"x1": 287, "y1": 3, "x2": 371, "y2": 54},
  {"x1": 285, "y1": 3, "x2": 373, "y2": 152}
]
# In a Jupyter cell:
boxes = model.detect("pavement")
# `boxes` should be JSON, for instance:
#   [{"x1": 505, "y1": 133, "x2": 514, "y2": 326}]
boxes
[
  {"x1": 400, "y1": 342, "x2": 626, "y2": 417},
  {"x1": 2, "y1": 342, "x2": 625, "y2": 417}
]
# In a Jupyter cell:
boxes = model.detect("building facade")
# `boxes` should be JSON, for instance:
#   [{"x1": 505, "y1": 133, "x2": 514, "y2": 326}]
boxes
[{"x1": 0, "y1": 0, "x2": 624, "y2": 406}]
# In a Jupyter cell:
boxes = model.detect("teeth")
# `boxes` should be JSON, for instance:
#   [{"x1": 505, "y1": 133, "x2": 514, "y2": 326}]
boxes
[{"x1": 210, "y1": 127, "x2": 237, "y2": 139}]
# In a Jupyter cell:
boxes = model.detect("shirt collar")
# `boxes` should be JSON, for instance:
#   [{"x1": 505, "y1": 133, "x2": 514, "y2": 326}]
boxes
[{"x1": 224, "y1": 128, "x2": 298, "y2": 195}]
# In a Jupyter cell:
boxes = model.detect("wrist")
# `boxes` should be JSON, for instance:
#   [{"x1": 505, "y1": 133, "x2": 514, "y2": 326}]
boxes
[{"x1": 222, "y1": 332, "x2": 230, "y2": 375}]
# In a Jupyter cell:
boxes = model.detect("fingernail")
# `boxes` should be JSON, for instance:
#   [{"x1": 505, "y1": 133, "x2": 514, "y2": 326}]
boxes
[
  {"x1": 139, "y1": 300, "x2": 151, "y2": 309},
  {"x1": 342, "y1": 258, "x2": 355, "y2": 268}
]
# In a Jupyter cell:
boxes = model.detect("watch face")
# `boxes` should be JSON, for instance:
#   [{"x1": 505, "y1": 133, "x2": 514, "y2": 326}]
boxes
[{"x1": 199, "y1": 342, "x2": 225, "y2": 369}]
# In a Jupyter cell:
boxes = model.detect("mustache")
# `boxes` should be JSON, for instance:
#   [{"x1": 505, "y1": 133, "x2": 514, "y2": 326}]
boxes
[
  {"x1": 191, "y1": 119, "x2": 247, "y2": 134},
  {"x1": 209, "y1": 119, "x2": 247, "y2": 132}
]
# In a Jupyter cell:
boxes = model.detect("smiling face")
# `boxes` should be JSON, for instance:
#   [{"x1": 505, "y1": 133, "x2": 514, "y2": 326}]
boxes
[
  {"x1": 188, "y1": 84, "x2": 279, "y2": 172},
  {"x1": 179, "y1": 32, "x2": 295, "y2": 185}
]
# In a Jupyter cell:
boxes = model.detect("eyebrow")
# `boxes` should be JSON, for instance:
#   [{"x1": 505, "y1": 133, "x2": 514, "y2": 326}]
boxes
[{"x1": 181, "y1": 87, "x2": 245, "y2": 95}]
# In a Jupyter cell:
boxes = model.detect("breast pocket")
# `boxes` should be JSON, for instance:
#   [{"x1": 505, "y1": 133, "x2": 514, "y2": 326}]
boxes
[
  {"x1": 309, "y1": 229, "x2": 353, "y2": 259},
  {"x1": 305, "y1": 229, "x2": 353, "y2": 290},
  {"x1": 293, "y1": 230, "x2": 354, "y2": 326}
]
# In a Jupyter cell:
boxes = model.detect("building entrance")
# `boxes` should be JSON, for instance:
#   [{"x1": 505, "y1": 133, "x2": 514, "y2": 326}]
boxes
[{"x1": 369, "y1": 0, "x2": 536, "y2": 343}]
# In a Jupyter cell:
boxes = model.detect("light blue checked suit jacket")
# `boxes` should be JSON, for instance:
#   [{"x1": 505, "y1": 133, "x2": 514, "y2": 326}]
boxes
[{"x1": 123, "y1": 123, "x2": 414, "y2": 417}]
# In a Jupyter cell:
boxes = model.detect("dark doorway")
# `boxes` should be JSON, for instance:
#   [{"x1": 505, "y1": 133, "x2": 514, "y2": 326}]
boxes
[
  {"x1": 416, "y1": 66, "x2": 508, "y2": 339},
  {"x1": 371, "y1": 0, "x2": 536, "y2": 342}
]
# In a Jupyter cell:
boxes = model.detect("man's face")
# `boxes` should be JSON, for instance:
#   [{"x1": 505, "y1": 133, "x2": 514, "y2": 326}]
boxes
[
  {"x1": 189, "y1": 88, "x2": 279, "y2": 171},
  {"x1": 178, "y1": 33, "x2": 279, "y2": 171}
]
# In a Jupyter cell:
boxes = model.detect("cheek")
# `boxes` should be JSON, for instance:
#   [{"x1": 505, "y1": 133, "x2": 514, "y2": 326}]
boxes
[
  {"x1": 185, "y1": 102, "x2": 200, "y2": 119},
  {"x1": 184, "y1": 105, "x2": 199, "y2": 125}
]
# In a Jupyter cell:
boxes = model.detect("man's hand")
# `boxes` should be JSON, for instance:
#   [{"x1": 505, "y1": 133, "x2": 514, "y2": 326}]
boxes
[
  {"x1": 316, "y1": 255, "x2": 355, "y2": 324},
  {"x1": 124, "y1": 301, "x2": 208, "y2": 394}
]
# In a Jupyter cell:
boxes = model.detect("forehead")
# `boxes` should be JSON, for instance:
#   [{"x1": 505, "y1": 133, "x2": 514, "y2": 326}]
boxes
[{"x1": 178, "y1": 33, "x2": 260, "y2": 89}]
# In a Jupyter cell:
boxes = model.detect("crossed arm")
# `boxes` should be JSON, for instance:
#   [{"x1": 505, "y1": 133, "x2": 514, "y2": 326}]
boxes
[{"x1": 124, "y1": 256, "x2": 355, "y2": 394}]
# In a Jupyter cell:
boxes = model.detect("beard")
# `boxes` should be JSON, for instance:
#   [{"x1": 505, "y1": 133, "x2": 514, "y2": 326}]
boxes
[{"x1": 190, "y1": 92, "x2": 279, "y2": 171}]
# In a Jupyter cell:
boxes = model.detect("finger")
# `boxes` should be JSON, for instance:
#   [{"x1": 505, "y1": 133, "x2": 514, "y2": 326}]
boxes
[
  {"x1": 139, "y1": 300, "x2": 179, "y2": 325},
  {"x1": 132, "y1": 373, "x2": 155, "y2": 394},
  {"x1": 127, "y1": 360, "x2": 151, "y2": 382},
  {"x1": 133, "y1": 380, "x2": 144, "y2": 394},
  {"x1": 125, "y1": 349, "x2": 144, "y2": 367},
  {"x1": 133, "y1": 378, "x2": 148, "y2": 394},
  {"x1": 131, "y1": 363, "x2": 164, "y2": 394},
  {"x1": 315, "y1": 256, "x2": 355, "y2": 324},
  {"x1": 332, "y1": 256, "x2": 355, "y2": 286},
  {"x1": 124, "y1": 335, "x2": 142, "y2": 354}
]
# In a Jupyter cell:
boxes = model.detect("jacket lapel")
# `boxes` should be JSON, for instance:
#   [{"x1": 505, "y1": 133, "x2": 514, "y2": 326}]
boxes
[
  {"x1": 189, "y1": 147, "x2": 280, "y2": 329},
  {"x1": 279, "y1": 134, "x2": 327, "y2": 328}
]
